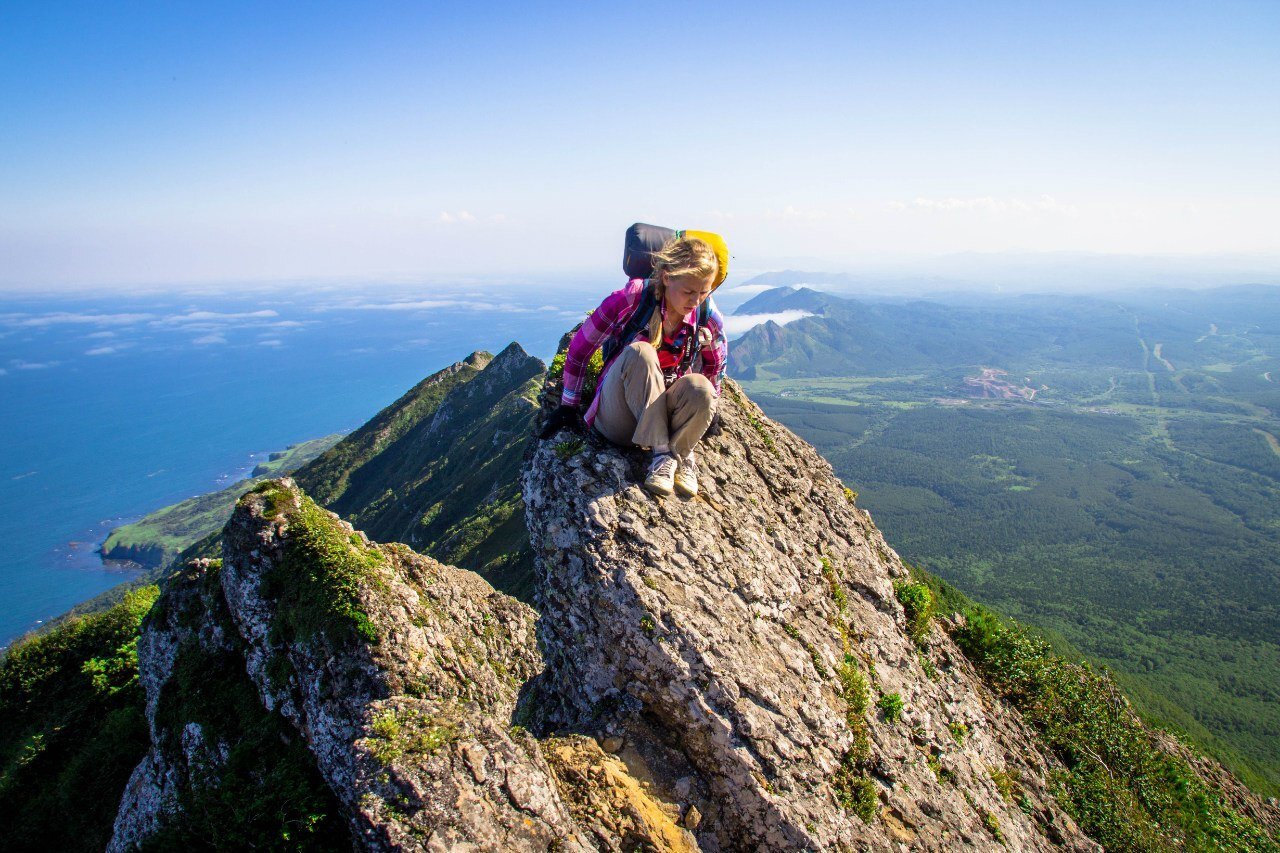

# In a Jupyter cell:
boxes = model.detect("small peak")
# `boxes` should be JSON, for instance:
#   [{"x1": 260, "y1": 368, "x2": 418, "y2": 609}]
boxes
[
  {"x1": 494, "y1": 340, "x2": 529, "y2": 362},
  {"x1": 463, "y1": 350, "x2": 494, "y2": 370},
  {"x1": 485, "y1": 341, "x2": 542, "y2": 374}
]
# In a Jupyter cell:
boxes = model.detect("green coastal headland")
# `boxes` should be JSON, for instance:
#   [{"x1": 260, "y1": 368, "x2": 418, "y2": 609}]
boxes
[{"x1": 99, "y1": 435, "x2": 343, "y2": 570}]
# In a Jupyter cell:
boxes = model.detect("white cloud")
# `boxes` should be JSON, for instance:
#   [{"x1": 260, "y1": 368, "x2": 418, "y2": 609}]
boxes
[
  {"x1": 10, "y1": 359, "x2": 59, "y2": 369},
  {"x1": 718, "y1": 283, "x2": 776, "y2": 298},
  {"x1": 258, "y1": 338, "x2": 283, "y2": 347},
  {"x1": 85, "y1": 346, "x2": 118, "y2": 356},
  {"x1": 350, "y1": 299, "x2": 516, "y2": 312},
  {"x1": 353, "y1": 299, "x2": 469, "y2": 310},
  {"x1": 438, "y1": 210, "x2": 479, "y2": 224},
  {"x1": 13, "y1": 312, "x2": 153, "y2": 327},
  {"x1": 85, "y1": 330, "x2": 117, "y2": 339},
  {"x1": 193, "y1": 333, "x2": 226, "y2": 345},
  {"x1": 722, "y1": 310, "x2": 813, "y2": 337},
  {"x1": 891, "y1": 194, "x2": 1079, "y2": 217},
  {"x1": 154, "y1": 309, "x2": 278, "y2": 327}
]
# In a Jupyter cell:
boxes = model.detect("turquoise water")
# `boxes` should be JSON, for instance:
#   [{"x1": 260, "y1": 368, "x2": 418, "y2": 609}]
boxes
[{"x1": 0, "y1": 283, "x2": 595, "y2": 645}]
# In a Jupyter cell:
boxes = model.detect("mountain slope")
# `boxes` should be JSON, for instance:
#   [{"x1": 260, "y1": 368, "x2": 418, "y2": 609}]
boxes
[
  {"x1": 728, "y1": 285, "x2": 1280, "y2": 794},
  {"x1": 292, "y1": 342, "x2": 544, "y2": 600},
  {"x1": 527, "y1": 379, "x2": 1279, "y2": 851}
]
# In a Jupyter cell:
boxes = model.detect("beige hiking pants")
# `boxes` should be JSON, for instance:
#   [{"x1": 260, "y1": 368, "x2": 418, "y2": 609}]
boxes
[{"x1": 593, "y1": 341, "x2": 716, "y2": 458}]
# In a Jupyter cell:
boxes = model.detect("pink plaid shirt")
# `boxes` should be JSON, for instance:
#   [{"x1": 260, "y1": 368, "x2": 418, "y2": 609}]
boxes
[{"x1": 561, "y1": 278, "x2": 728, "y2": 425}]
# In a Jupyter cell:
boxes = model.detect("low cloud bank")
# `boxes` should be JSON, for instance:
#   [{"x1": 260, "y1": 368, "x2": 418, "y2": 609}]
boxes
[{"x1": 722, "y1": 310, "x2": 813, "y2": 338}]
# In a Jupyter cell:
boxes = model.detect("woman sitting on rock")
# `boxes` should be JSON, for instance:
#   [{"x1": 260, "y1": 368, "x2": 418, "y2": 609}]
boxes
[{"x1": 543, "y1": 234, "x2": 728, "y2": 497}]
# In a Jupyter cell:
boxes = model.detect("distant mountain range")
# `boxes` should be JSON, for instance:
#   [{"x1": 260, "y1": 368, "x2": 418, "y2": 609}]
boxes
[{"x1": 729, "y1": 283, "x2": 1280, "y2": 384}]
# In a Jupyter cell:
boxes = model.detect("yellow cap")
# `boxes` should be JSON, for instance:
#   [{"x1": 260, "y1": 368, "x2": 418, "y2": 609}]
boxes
[{"x1": 681, "y1": 229, "x2": 730, "y2": 288}]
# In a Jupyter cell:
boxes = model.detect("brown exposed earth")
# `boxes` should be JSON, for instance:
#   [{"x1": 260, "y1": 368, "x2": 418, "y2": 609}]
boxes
[{"x1": 962, "y1": 368, "x2": 1038, "y2": 401}]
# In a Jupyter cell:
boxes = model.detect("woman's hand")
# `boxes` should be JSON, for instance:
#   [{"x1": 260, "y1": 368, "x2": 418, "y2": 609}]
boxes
[{"x1": 539, "y1": 405, "x2": 583, "y2": 439}]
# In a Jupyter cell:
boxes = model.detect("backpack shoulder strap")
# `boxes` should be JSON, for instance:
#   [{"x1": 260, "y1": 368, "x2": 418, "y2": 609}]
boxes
[
  {"x1": 678, "y1": 298, "x2": 715, "y2": 373},
  {"x1": 600, "y1": 280, "x2": 657, "y2": 366}
]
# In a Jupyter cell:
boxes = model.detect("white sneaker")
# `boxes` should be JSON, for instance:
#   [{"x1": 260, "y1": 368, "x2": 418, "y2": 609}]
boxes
[
  {"x1": 644, "y1": 452, "x2": 678, "y2": 496},
  {"x1": 674, "y1": 452, "x2": 698, "y2": 497}
]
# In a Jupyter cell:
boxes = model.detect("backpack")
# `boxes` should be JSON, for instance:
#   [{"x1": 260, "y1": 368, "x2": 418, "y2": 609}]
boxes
[
  {"x1": 602, "y1": 222, "x2": 725, "y2": 373},
  {"x1": 622, "y1": 222, "x2": 730, "y2": 287}
]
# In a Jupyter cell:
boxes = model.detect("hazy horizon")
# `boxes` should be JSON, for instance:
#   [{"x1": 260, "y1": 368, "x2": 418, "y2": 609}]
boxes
[{"x1": 2, "y1": 250, "x2": 1278, "y2": 300}]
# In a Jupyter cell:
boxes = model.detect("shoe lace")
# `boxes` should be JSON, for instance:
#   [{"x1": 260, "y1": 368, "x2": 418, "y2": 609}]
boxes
[{"x1": 650, "y1": 453, "x2": 678, "y2": 478}]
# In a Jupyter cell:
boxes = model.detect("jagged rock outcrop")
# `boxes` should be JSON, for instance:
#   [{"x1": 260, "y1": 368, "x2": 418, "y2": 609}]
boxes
[
  {"x1": 112, "y1": 478, "x2": 693, "y2": 852},
  {"x1": 524, "y1": 380, "x2": 1099, "y2": 851},
  {"x1": 217, "y1": 479, "x2": 583, "y2": 849},
  {"x1": 109, "y1": 559, "x2": 237, "y2": 850},
  {"x1": 110, "y1": 554, "x2": 349, "y2": 850},
  {"x1": 120, "y1": 480, "x2": 583, "y2": 850}
]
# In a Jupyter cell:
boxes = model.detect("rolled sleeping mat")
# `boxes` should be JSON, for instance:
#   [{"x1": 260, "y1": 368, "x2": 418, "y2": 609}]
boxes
[
  {"x1": 622, "y1": 223, "x2": 730, "y2": 289},
  {"x1": 623, "y1": 223, "x2": 676, "y2": 280}
]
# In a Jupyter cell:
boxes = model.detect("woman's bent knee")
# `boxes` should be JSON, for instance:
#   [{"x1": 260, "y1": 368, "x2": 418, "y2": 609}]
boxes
[
  {"x1": 622, "y1": 340, "x2": 659, "y2": 364},
  {"x1": 675, "y1": 373, "x2": 715, "y2": 403}
]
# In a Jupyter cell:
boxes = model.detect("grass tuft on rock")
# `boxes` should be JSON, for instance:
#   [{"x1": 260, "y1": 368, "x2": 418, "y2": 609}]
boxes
[{"x1": 256, "y1": 486, "x2": 388, "y2": 646}]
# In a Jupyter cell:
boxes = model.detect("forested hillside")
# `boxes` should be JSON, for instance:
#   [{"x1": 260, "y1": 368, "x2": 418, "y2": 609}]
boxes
[{"x1": 733, "y1": 284, "x2": 1280, "y2": 794}]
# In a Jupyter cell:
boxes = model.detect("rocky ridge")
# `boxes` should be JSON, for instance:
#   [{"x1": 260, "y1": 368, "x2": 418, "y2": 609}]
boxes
[
  {"x1": 525, "y1": 380, "x2": 1097, "y2": 851},
  {"x1": 101, "y1": 341, "x2": 1276, "y2": 851},
  {"x1": 294, "y1": 342, "x2": 543, "y2": 599}
]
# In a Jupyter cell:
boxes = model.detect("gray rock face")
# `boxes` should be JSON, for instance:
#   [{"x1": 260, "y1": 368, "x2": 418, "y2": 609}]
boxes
[
  {"x1": 114, "y1": 358, "x2": 1116, "y2": 852},
  {"x1": 108, "y1": 559, "x2": 241, "y2": 852},
  {"x1": 524, "y1": 381, "x2": 1099, "y2": 851},
  {"x1": 218, "y1": 479, "x2": 587, "y2": 851}
]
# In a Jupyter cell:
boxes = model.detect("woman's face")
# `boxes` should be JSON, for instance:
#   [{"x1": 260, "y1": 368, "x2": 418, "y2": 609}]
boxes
[{"x1": 664, "y1": 271, "x2": 715, "y2": 319}]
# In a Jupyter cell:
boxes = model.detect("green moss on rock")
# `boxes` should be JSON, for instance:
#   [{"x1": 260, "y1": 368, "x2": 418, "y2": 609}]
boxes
[
  {"x1": 147, "y1": 640, "x2": 347, "y2": 851},
  {"x1": 258, "y1": 489, "x2": 388, "y2": 646}
]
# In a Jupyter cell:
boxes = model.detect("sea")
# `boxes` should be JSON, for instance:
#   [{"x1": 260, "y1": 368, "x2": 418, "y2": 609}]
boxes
[{"x1": 0, "y1": 279, "x2": 611, "y2": 646}]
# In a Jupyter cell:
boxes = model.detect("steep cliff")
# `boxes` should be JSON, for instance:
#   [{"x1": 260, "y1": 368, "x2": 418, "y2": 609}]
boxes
[
  {"x1": 110, "y1": 480, "x2": 691, "y2": 851},
  {"x1": 525, "y1": 381, "x2": 1097, "y2": 851}
]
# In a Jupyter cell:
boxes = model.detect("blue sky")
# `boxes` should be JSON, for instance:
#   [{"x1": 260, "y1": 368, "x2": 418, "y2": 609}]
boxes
[{"x1": 2, "y1": 1, "x2": 1278, "y2": 289}]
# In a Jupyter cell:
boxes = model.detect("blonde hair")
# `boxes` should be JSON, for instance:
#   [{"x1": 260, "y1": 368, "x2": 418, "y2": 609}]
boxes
[{"x1": 646, "y1": 236, "x2": 719, "y2": 346}]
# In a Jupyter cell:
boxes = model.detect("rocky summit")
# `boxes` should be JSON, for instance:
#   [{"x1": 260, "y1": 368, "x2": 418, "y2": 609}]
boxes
[
  {"x1": 97, "y1": 343, "x2": 1276, "y2": 851},
  {"x1": 525, "y1": 381, "x2": 1096, "y2": 851}
]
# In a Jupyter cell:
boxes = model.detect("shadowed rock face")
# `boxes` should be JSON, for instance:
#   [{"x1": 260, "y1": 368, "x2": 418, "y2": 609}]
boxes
[
  {"x1": 215, "y1": 480, "x2": 580, "y2": 850},
  {"x1": 523, "y1": 380, "x2": 1099, "y2": 851},
  {"x1": 109, "y1": 559, "x2": 244, "y2": 851},
  {"x1": 113, "y1": 482, "x2": 589, "y2": 851}
]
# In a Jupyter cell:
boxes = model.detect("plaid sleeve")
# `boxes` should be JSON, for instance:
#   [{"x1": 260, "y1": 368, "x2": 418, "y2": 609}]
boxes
[
  {"x1": 561, "y1": 281, "x2": 642, "y2": 406},
  {"x1": 699, "y1": 298, "x2": 728, "y2": 395}
]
